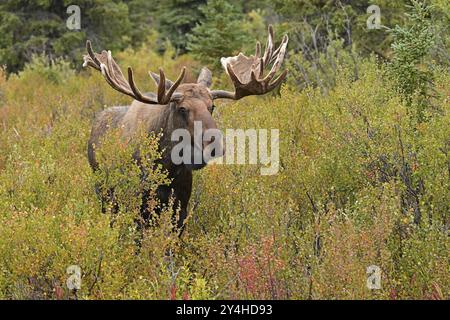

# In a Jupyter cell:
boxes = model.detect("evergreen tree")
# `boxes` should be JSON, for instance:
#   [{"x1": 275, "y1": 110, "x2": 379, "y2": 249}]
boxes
[
  {"x1": 187, "y1": 0, "x2": 248, "y2": 71},
  {"x1": 388, "y1": 0, "x2": 436, "y2": 120},
  {"x1": 125, "y1": 0, "x2": 159, "y2": 45},
  {"x1": 156, "y1": 0, "x2": 207, "y2": 55}
]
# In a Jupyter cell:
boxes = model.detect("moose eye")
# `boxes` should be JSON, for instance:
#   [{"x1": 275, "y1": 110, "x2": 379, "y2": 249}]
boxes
[{"x1": 178, "y1": 107, "x2": 188, "y2": 115}]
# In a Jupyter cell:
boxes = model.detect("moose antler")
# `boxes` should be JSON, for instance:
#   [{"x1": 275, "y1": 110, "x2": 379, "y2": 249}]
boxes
[
  {"x1": 211, "y1": 25, "x2": 288, "y2": 100},
  {"x1": 83, "y1": 40, "x2": 185, "y2": 104}
]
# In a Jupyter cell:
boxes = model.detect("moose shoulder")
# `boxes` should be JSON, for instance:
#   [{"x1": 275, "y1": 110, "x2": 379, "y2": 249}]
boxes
[{"x1": 84, "y1": 25, "x2": 289, "y2": 233}]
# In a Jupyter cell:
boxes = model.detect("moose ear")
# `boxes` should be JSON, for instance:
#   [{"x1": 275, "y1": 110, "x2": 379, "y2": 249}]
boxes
[
  {"x1": 197, "y1": 67, "x2": 212, "y2": 88},
  {"x1": 149, "y1": 71, "x2": 174, "y2": 91}
]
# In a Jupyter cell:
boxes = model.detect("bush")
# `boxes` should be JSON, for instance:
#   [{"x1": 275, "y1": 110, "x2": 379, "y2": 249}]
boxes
[{"x1": 16, "y1": 55, "x2": 75, "y2": 85}]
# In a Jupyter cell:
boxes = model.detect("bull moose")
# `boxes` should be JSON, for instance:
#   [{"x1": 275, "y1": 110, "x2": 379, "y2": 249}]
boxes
[{"x1": 84, "y1": 25, "x2": 288, "y2": 233}]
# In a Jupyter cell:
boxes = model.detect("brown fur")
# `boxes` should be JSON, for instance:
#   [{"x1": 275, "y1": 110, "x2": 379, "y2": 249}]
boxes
[{"x1": 88, "y1": 82, "x2": 219, "y2": 232}]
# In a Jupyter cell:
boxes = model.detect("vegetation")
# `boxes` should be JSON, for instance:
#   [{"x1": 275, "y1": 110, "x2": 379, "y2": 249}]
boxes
[
  {"x1": 156, "y1": 0, "x2": 207, "y2": 55},
  {"x1": 0, "y1": 0, "x2": 136, "y2": 73},
  {"x1": 388, "y1": 0, "x2": 436, "y2": 120},
  {"x1": 187, "y1": 0, "x2": 248, "y2": 70},
  {"x1": 0, "y1": 0, "x2": 448, "y2": 299}
]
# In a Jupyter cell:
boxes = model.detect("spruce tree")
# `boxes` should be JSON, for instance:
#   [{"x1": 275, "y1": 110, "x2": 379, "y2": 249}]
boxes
[
  {"x1": 156, "y1": 0, "x2": 207, "y2": 55},
  {"x1": 187, "y1": 0, "x2": 249, "y2": 71}
]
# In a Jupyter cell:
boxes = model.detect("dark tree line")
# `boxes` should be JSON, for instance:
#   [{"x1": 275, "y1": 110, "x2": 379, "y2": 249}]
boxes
[{"x1": 0, "y1": 0, "x2": 448, "y2": 76}]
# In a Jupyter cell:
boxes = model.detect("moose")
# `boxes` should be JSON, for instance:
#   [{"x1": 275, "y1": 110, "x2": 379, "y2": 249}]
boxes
[{"x1": 84, "y1": 25, "x2": 288, "y2": 233}]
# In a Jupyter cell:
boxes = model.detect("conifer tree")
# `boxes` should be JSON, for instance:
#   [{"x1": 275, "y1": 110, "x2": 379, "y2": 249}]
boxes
[{"x1": 187, "y1": 0, "x2": 248, "y2": 71}]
